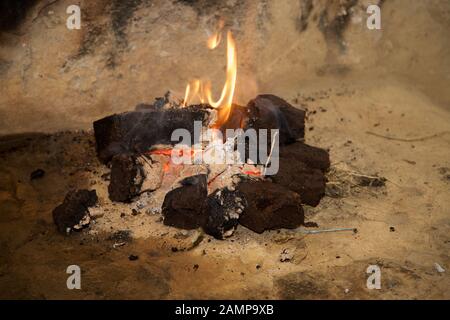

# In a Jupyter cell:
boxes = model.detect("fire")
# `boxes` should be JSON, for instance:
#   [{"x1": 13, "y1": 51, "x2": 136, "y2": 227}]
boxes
[
  {"x1": 242, "y1": 169, "x2": 261, "y2": 177},
  {"x1": 149, "y1": 149, "x2": 173, "y2": 156},
  {"x1": 148, "y1": 148, "x2": 194, "y2": 158},
  {"x1": 207, "y1": 18, "x2": 225, "y2": 50},
  {"x1": 182, "y1": 28, "x2": 237, "y2": 128},
  {"x1": 182, "y1": 79, "x2": 203, "y2": 107},
  {"x1": 205, "y1": 31, "x2": 237, "y2": 128}
]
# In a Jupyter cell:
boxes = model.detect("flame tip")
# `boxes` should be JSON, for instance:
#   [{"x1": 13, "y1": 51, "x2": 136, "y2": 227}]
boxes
[{"x1": 183, "y1": 25, "x2": 237, "y2": 127}]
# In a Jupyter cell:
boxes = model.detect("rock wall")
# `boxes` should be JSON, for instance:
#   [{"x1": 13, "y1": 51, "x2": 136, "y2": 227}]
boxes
[{"x1": 0, "y1": 0, "x2": 449, "y2": 134}]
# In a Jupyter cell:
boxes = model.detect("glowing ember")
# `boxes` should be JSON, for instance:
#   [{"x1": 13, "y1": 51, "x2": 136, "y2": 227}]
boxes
[
  {"x1": 163, "y1": 162, "x2": 170, "y2": 173},
  {"x1": 242, "y1": 169, "x2": 261, "y2": 176},
  {"x1": 149, "y1": 149, "x2": 173, "y2": 156}
]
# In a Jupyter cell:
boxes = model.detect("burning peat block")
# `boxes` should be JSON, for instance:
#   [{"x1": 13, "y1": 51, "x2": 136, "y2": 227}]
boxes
[
  {"x1": 272, "y1": 142, "x2": 330, "y2": 207},
  {"x1": 93, "y1": 106, "x2": 211, "y2": 163},
  {"x1": 52, "y1": 189, "x2": 98, "y2": 234},
  {"x1": 223, "y1": 95, "x2": 306, "y2": 145},
  {"x1": 247, "y1": 95, "x2": 306, "y2": 145},
  {"x1": 91, "y1": 93, "x2": 330, "y2": 238},
  {"x1": 162, "y1": 175, "x2": 209, "y2": 229},
  {"x1": 203, "y1": 188, "x2": 247, "y2": 240},
  {"x1": 237, "y1": 181, "x2": 304, "y2": 233}
]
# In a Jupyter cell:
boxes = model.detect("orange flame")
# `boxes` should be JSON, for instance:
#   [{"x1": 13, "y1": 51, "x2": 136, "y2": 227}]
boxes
[
  {"x1": 149, "y1": 149, "x2": 173, "y2": 156},
  {"x1": 205, "y1": 31, "x2": 237, "y2": 128},
  {"x1": 183, "y1": 79, "x2": 202, "y2": 107},
  {"x1": 183, "y1": 29, "x2": 237, "y2": 128},
  {"x1": 207, "y1": 19, "x2": 225, "y2": 50}
]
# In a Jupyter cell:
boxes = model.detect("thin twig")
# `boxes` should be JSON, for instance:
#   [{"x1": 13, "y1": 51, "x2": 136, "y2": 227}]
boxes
[
  {"x1": 366, "y1": 131, "x2": 450, "y2": 142},
  {"x1": 299, "y1": 227, "x2": 356, "y2": 235}
]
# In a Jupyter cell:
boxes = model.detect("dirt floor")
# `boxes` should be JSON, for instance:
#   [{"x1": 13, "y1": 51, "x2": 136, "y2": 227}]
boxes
[{"x1": 0, "y1": 0, "x2": 449, "y2": 299}]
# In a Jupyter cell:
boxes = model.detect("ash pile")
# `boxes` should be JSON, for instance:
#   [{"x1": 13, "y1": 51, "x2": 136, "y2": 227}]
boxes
[{"x1": 53, "y1": 94, "x2": 330, "y2": 240}]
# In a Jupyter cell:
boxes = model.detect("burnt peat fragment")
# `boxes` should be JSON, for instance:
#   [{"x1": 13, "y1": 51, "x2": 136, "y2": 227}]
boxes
[
  {"x1": 93, "y1": 105, "x2": 211, "y2": 163},
  {"x1": 30, "y1": 168, "x2": 45, "y2": 180},
  {"x1": 108, "y1": 153, "x2": 163, "y2": 202},
  {"x1": 272, "y1": 142, "x2": 330, "y2": 206},
  {"x1": 162, "y1": 175, "x2": 208, "y2": 229},
  {"x1": 237, "y1": 181, "x2": 304, "y2": 233},
  {"x1": 108, "y1": 153, "x2": 143, "y2": 202},
  {"x1": 203, "y1": 188, "x2": 247, "y2": 240},
  {"x1": 272, "y1": 159, "x2": 326, "y2": 207},
  {"x1": 279, "y1": 142, "x2": 330, "y2": 172},
  {"x1": 52, "y1": 190, "x2": 98, "y2": 234}
]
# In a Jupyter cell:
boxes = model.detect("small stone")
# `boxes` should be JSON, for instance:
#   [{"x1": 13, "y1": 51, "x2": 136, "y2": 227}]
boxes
[
  {"x1": 52, "y1": 189, "x2": 98, "y2": 234},
  {"x1": 280, "y1": 249, "x2": 294, "y2": 262},
  {"x1": 89, "y1": 207, "x2": 104, "y2": 219},
  {"x1": 434, "y1": 263, "x2": 445, "y2": 273},
  {"x1": 30, "y1": 169, "x2": 45, "y2": 180},
  {"x1": 128, "y1": 255, "x2": 139, "y2": 261}
]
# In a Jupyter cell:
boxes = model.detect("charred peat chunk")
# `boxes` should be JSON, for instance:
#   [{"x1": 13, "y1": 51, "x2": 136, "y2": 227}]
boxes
[
  {"x1": 271, "y1": 142, "x2": 329, "y2": 207},
  {"x1": 221, "y1": 95, "x2": 305, "y2": 146},
  {"x1": 108, "y1": 153, "x2": 163, "y2": 202},
  {"x1": 162, "y1": 175, "x2": 208, "y2": 230},
  {"x1": 93, "y1": 106, "x2": 211, "y2": 163},
  {"x1": 108, "y1": 153, "x2": 143, "y2": 202},
  {"x1": 280, "y1": 142, "x2": 330, "y2": 172},
  {"x1": 219, "y1": 103, "x2": 249, "y2": 132},
  {"x1": 272, "y1": 159, "x2": 326, "y2": 207},
  {"x1": 246, "y1": 95, "x2": 306, "y2": 145},
  {"x1": 52, "y1": 190, "x2": 98, "y2": 234},
  {"x1": 203, "y1": 188, "x2": 247, "y2": 240},
  {"x1": 237, "y1": 181, "x2": 304, "y2": 234}
]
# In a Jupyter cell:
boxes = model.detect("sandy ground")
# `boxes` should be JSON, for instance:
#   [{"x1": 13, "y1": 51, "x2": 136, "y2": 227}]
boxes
[
  {"x1": 0, "y1": 76, "x2": 449, "y2": 299},
  {"x1": 0, "y1": 0, "x2": 449, "y2": 299}
]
